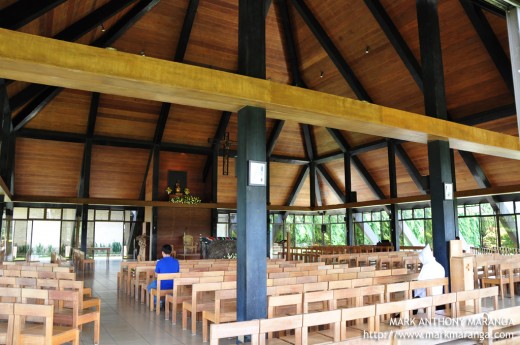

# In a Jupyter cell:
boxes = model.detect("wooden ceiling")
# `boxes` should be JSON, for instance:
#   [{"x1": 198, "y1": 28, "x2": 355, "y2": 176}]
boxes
[{"x1": 1, "y1": 0, "x2": 519, "y2": 209}]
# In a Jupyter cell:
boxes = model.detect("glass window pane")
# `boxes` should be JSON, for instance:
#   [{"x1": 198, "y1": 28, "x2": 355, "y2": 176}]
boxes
[
  {"x1": 86, "y1": 222, "x2": 95, "y2": 249},
  {"x1": 111, "y1": 211, "x2": 124, "y2": 221},
  {"x1": 481, "y1": 216, "x2": 498, "y2": 248},
  {"x1": 414, "y1": 209, "x2": 424, "y2": 218},
  {"x1": 402, "y1": 210, "x2": 412, "y2": 219},
  {"x1": 425, "y1": 208, "x2": 431, "y2": 218},
  {"x1": 13, "y1": 207, "x2": 28, "y2": 219},
  {"x1": 12, "y1": 220, "x2": 31, "y2": 260},
  {"x1": 124, "y1": 211, "x2": 133, "y2": 222},
  {"x1": 218, "y1": 214, "x2": 228, "y2": 222},
  {"x1": 62, "y1": 209, "x2": 76, "y2": 220},
  {"x1": 498, "y1": 216, "x2": 517, "y2": 249},
  {"x1": 466, "y1": 205, "x2": 480, "y2": 216},
  {"x1": 29, "y1": 208, "x2": 44, "y2": 219},
  {"x1": 330, "y1": 223, "x2": 346, "y2": 245},
  {"x1": 458, "y1": 217, "x2": 482, "y2": 248},
  {"x1": 480, "y1": 203, "x2": 494, "y2": 216},
  {"x1": 46, "y1": 209, "x2": 61, "y2": 220},
  {"x1": 499, "y1": 202, "x2": 514, "y2": 214},
  {"x1": 372, "y1": 212, "x2": 381, "y2": 221},
  {"x1": 304, "y1": 216, "x2": 313, "y2": 223},
  {"x1": 96, "y1": 210, "x2": 109, "y2": 221},
  {"x1": 381, "y1": 212, "x2": 390, "y2": 221},
  {"x1": 273, "y1": 214, "x2": 283, "y2": 224},
  {"x1": 230, "y1": 213, "x2": 237, "y2": 223},
  {"x1": 216, "y1": 224, "x2": 228, "y2": 237},
  {"x1": 315, "y1": 215, "x2": 323, "y2": 224},
  {"x1": 88, "y1": 210, "x2": 95, "y2": 221},
  {"x1": 295, "y1": 215, "x2": 304, "y2": 223},
  {"x1": 61, "y1": 221, "x2": 75, "y2": 257},
  {"x1": 457, "y1": 205, "x2": 465, "y2": 217},
  {"x1": 363, "y1": 213, "x2": 371, "y2": 222}
]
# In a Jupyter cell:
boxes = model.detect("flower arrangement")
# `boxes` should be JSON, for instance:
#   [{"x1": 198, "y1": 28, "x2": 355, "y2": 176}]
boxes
[{"x1": 166, "y1": 186, "x2": 201, "y2": 204}]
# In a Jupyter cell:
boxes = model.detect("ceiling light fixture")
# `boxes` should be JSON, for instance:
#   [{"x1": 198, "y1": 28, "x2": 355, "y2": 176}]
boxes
[
  {"x1": 140, "y1": 50, "x2": 146, "y2": 56},
  {"x1": 100, "y1": 24, "x2": 106, "y2": 32},
  {"x1": 320, "y1": 71, "x2": 324, "y2": 78},
  {"x1": 365, "y1": 46, "x2": 370, "y2": 54}
]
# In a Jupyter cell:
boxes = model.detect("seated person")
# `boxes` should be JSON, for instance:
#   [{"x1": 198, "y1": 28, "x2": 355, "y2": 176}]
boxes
[
  {"x1": 147, "y1": 244, "x2": 180, "y2": 307},
  {"x1": 414, "y1": 244, "x2": 445, "y2": 298}
]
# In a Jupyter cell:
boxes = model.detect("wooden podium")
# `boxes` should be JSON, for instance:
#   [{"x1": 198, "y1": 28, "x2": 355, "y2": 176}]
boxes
[{"x1": 450, "y1": 240, "x2": 474, "y2": 292}]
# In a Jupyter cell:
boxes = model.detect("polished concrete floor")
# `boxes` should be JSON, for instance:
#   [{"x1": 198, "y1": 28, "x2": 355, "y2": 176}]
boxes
[
  {"x1": 78, "y1": 258, "x2": 520, "y2": 345},
  {"x1": 79, "y1": 258, "x2": 206, "y2": 345}
]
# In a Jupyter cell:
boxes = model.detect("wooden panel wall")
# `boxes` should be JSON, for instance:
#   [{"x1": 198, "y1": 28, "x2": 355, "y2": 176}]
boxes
[
  {"x1": 90, "y1": 145, "x2": 149, "y2": 199},
  {"x1": 156, "y1": 207, "x2": 211, "y2": 257},
  {"x1": 162, "y1": 105, "x2": 221, "y2": 147},
  {"x1": 14, "y1": 138, "x2": 83, "y2": 197},
  {"x1": 158, "y1": 152, "x2": 210, "y2": 202}
]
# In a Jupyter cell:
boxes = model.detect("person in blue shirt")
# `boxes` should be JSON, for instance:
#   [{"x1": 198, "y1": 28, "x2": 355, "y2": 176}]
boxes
[{"x1": 147, "y1": 244, "x2": 180, "y2": 307}]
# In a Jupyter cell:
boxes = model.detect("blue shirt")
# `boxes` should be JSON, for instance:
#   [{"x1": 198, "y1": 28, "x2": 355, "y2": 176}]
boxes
[{"x1": 155, "y1": 256, "x2": 180, "y2": 290}]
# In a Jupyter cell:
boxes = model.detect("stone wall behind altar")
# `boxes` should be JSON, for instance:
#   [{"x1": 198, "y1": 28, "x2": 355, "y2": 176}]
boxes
[
  {"x1": 200, "y1": 237, "x2": 237, "y2": 259},
  {"x1": 156, "y1": 207, "x2": 211, "y2": 257}
]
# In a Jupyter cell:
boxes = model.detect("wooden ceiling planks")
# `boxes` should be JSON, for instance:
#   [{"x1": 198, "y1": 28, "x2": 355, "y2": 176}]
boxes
[
  {"x1": 109, "y1": 0, "x2": 186, "y2": 60},
  {"x1": 163, "y1": 105, "x2": 221, "y2": 147},
  {"x1": 269, "y1": 162, "x2": 304, "y2": 206},
  {"x1": 271, "y1": 120, "x2": 306, "y2": 158},
  {"x1": 14, "y1": 138, "x2": 84, "y2": 197},
  {"x1": 184, "y1": 0, "x2": 238, "y2": 72}
]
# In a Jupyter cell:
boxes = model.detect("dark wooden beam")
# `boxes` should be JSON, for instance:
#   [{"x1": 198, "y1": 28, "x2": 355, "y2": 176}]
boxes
[
  {"x1": 363, "y1": 0, "x2": 423, "y2": 91},
  {"x1": 277, "y1": 0, "x2": 305, "y2": 87},
  {"x1": 287, "y1": 165, "x2": 310, "y2": 206},
  {"x1": 326, "y1": 128, "x2": 385, "y2": 199},
  {"x1": 301, "y1": 124, "x2": 314, "y2": 160},
  {"x1": 0, "y1": 79, "x2": 13, "y2": 193},
  {"x1": 350, "y1": 139, "x2": 388, "y2": 155},
  {"x1": 395, "y1": 143, "x2": 429, "y2": 194},
  {"x1": 264, "y1": 0, "x2": 273, "y2": 17},
  {"x1": 12, "y1": 87, "x2": 62, "y2": 131},
  {"x1": 269, "y1": 155, "x2": 309, "y2": 165},
  {"x1": 16, "y1": 128, "x2": 85, "y2": 143},
  {"x1": 456, "y1": 104, "x2": 516, "y2": 125},
  {"x1": 92, "y1": 0, "x2": 161, "y2": 48},
  {"x1": 316, "y1": 164, "x2": 345, "y2": 202},
  {"x1": 311, "y1": 163, "x2": 321, "y2": 207},
  {"x1": 78, "y1": 93, "x2": 100, "y2": 198},
  {"x1": 56, "y1": 0, "x2": 137, "y2": 41},
  {"x1": 267, "y1": 120, "x2": 285, "y2": 157},
  {"x1": 203, "y1": 111, "x2": 231, "y2": 181},
  {"x1": 0, "y1": 0, "x2": 67, "y2": 30},
  {"x1": 290, "y1": 0, "x2": 372, "y2": 101},
  {"x1": 460, "y1": 0, "x2": 513, "y2": 93},
  {"x1": 314, "y1": 152, "x2": 344, "y2": 165},
  {"x1": 470, "y1": 0, "x2": 506, "y2": 17},
  {"x1": 388, "y1": 140, "x2": 400, "y2": 250}
]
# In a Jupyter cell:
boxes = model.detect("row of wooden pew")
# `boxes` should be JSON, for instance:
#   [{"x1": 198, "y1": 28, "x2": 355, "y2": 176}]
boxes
[{"x1": 208, "y1": 287, "x2": 503, "y2": 345}]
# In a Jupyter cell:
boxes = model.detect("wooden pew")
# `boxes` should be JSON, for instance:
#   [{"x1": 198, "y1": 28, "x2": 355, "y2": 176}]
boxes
[
  {"x1": 209, "y1": 319, "x2": 259, "y2": 345},
  {"x1": 202, "y1": 288, "x2": 237, "y2": 342}
]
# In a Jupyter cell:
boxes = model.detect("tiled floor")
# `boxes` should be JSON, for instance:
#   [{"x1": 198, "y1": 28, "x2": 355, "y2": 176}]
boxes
[
  {"x1": 78, "y1": 258, "x2": 520, "y2": 345},
  {"x1": 79, "y1": 258, "x2": 205, "y2": 345}
]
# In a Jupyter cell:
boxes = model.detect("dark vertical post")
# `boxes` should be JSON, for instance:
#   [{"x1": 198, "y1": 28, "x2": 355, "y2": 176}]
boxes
[
  {"x1": 417, "y1": 0, "x2": 456, "y2": 276},
  {"x1": 388, "y1": 140, "x2": 399, "y2": 250},
  {"x1": 310, "y1": 162, "x2": 317, "y2": 207},
  {"x1": 211, "y1": 148, "x2": 218, "y2": 237},
  {"x1": 344, "y1": 153, "x2": 354, "y2": 245},
  {"x1": 237, "y1": 0, "x2": 267, "y2": 322},
  {"x1": 151, "y1": 145, "x2": 160, "y2": 260},
  {"x1": 81, "y1": 204, "x2": 88, "y2": 252}
]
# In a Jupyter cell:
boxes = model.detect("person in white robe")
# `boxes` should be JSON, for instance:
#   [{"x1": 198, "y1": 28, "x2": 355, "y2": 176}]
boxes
[{"x1": 414, "y1": 244, "x2": 446, "y2": 298}]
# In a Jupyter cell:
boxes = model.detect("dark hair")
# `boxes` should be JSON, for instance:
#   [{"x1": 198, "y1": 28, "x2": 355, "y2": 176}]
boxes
[{"x1": 162, "y1": 244, "x2": 172, "y2": 255}]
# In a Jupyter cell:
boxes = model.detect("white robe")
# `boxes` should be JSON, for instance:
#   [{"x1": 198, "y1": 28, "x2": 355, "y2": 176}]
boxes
[{"x1": 414, "y1": 245, "x2": 446, "y2": 298}]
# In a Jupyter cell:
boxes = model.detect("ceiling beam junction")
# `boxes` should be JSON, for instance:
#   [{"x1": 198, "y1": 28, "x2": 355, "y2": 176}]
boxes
[
  {"x1": 10, "y1": 0, "x2": 157, "y2": 131},
  {"x1": 316, "y1": 165, "x2": 346, "y2": 203},
  {"x1": 460, "y1": 0, "x2": 514, "y2": 93},
  {"x1": 363, "y1": 0, "x2": 423, "y2": 92},
  {"x1": 290, "y1": 0, "x2": 372, "y2": 101}
]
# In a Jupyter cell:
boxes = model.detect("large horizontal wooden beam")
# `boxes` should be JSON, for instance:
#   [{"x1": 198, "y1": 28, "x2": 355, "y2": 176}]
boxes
[{"x1": 0, "y1": 29, "x2": 519, "y2": 159}]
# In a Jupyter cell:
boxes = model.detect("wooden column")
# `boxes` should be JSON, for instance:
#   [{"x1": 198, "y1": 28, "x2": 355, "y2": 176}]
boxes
[
  {"x1": 344, "y1": 153, "x2": 354, "y2": 246},
  {"x1": 237, "y1": 0, "x2": 267, "y2": 322},
  {"x1": 417, "y1": 0, "x2": 456, "y2": 276},
  {"x1": 388, "y1": 140, "x2": 400, "y2": 250}
]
